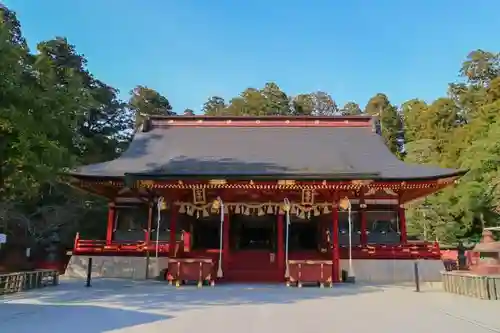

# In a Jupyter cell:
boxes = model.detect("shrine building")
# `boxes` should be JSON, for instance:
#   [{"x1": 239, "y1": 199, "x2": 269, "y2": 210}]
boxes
[{"x1": 64, "y1": 115, "x2": 465, "y2": 285}]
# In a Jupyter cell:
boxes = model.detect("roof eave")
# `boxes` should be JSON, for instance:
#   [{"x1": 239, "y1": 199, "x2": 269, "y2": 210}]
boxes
[
  {"x1": 66, "y1": 169, "x2": 468, "y2": 183},
  {"x1": 125, "y1": 172, "x2": 381, "y2": 182}
]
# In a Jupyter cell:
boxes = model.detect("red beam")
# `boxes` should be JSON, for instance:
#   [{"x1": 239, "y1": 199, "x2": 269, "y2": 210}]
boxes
[
  {"x1": 277, "y1": 214, "x2": 285, "y2": 276},
  {"x1": 149, "y1": 116, "x2": 373, "y2": 129},
  {"x1": 106, "y1": 203, "x2": 115, "y2": 246},
  {"x1": 331, "y1": 193, "x2": 340, "y2": 283}
]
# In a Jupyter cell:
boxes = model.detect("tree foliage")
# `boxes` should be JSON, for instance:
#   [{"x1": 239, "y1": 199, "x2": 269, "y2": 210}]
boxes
[
  {"x1": 1, "y1": 4, "x2": 499, "y2": 251},
  {"x1": 404, "y1": 51, "x2": 500, "y2": 243}
]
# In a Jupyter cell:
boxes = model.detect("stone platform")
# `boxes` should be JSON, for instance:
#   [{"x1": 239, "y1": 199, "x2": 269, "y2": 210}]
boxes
[
  {"x1": 65, "y1": 255, "x2": 444, "y2": 283},
  {"x1": 1, "y1": 279, "x2": 500, "y2": 333},
  {"x1": 65, "y1": 255, "x2": 168, "y2": 280}
]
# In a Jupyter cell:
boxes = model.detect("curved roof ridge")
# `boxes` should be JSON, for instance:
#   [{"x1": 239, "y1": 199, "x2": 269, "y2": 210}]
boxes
[{"x1": 69, "y1": 126, "x2": 466, "y2": 181}]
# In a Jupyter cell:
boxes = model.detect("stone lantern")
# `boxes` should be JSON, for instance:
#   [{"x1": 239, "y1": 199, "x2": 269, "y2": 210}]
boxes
[{"x1": 470, "y1": 230, "x2": 500, "y2": 275}]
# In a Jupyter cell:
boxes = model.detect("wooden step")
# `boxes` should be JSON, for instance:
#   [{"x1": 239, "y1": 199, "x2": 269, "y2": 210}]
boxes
[{"x1": 224, "y1": 269, "x2": 284, "y2": 283}]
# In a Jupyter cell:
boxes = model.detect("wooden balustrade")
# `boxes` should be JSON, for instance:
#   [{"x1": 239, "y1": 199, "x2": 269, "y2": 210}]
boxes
[
  {"x1": 442, "y1": 271, "x2": 500, "y2": 300},
  {"x1": 339, "y1": 242, "x2": 440, "y2": 260},
  {"x1": 74, "y1": 237, "x2": 178, "y2": 255},
  {"x1": 0, "y1": 269, "x2": 59, "y2": 295},
  {"x1": 73, "y1": 236, "x2": 439, "y2": 259}
]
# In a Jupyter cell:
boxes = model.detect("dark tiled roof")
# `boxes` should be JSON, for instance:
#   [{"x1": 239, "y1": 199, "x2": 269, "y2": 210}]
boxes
[{"x1": 69, "y1": 127, "x2": 464, "y2": 180}]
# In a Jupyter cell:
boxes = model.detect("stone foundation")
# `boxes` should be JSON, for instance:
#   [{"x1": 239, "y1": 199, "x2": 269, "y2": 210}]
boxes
[
  {"x1": 65, "y1": 255, "x2": 444, "y2": 283},
  {"x1": 65, "y1": 255, "x2": 168, "y2": 280},
  {"x1": 340, "y1": 259, "x2": 443, "y2": 283}
]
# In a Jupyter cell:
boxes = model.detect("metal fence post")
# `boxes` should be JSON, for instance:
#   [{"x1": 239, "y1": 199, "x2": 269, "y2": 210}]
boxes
[
  {"x1": 86, "y1": 257, "x2": 93, "y2": 287},
  {"x1": 414, "y1": 261, "x2": 420, "y2": 292}
]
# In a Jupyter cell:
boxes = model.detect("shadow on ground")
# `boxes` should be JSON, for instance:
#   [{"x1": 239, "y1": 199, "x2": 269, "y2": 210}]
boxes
[
  {"x1": 8, "y1": 278, "x2": 379, "y2": 310},
  {"x1": 0, "y1": 278, "x2": 380, "y2": 332},
  {"x1": 0, "y1": 302, "x2": 170, "y2": 333}
]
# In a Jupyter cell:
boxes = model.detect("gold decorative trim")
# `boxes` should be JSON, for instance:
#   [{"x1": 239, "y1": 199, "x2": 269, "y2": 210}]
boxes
[
  {"x1": 364, "y1": 188, "x2": 377, "y2": 196},
  {"x1": 176, "y1": 201, "x2": 333, "y2": 219},
  {"x1": 277, "y1": 180, "x2": 296, "y2": 186},
  {"x1": 133, "y1": 182, "x2": 442, "y2": 190},
  {"x1": 383, "y1": 188, "x2": 398, "y2": 196},
  {"x1": 82, "y1": 179, "x2": 456, "y2": 192},
  {"x1": 351, "y1": 180, "x2": 374, "y2": 186},
  {"x1": 301, "y1": 189, "x2": 314, "y2": 205},
  {"x1": 192, "y1": 188, "x2": 206, "y2": 205},
  {"x1": 437, "y1": 176, "x2": 457, "y2": 185},
  {"x1": 137, "y1": 179, "x2": 154, "y2": 188},
  {"x1": 208, "y1": 179, "x2": 227, "y2": 185}
]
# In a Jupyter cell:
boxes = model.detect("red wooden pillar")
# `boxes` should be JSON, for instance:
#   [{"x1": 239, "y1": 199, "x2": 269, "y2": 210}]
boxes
[
  {"x1": 360, "y1": 196, "x2": 368, "y2": 245},
  {"x1": 277, "y1": 214, "x2": 285, "y2": 274},
  {"x1": 106, "y1": 202, "x2": 115, "y2": 246},
  {"x1": 332, "y1": 197, "x2": 340, "y2": 283},
  {"x1": 398, "y1": 205, "x2": 407, "y2": 244},
  {"x1": 183, "y1": 231, "x2": 191, "y2": 252},
  {"x1": 222, "y1": 213, "x2": 230, "y2": 271},
  {"x1": 169, "y1": 206, "x2": 178, "y2": 257}
]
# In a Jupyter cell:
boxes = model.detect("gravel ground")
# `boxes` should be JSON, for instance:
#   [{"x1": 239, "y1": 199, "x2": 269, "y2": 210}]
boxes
[{"x1": 1, "y1": 279, "x2": 500, "y2": 333}]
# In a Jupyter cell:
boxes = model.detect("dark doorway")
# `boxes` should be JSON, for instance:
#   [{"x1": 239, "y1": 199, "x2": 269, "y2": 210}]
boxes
[
  {"x1": 191, "y1": 216, "x2": 220, "y2": 250},
  {"x1": 288, "y1": 220, "x2": 319, "y2": 251},
  {"x1": 230, "y1": 214, "x2": 276, "y2": 251}
]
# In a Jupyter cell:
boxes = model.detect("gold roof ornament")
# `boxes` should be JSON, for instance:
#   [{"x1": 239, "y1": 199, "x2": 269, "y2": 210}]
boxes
[
  {"x1": 339, "y1": 197, "x2": 350, "y2": 210},
  {"x1": 211, "y1": 197, "x2": 222, "y2": 213}
]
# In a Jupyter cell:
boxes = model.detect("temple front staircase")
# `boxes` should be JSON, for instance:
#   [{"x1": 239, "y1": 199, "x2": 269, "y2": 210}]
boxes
[{"x1": 224, "y1": 251, "x2": 283, "y2": 283}]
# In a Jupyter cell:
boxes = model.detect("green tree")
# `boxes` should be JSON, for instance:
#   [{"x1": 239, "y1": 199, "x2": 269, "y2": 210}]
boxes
[
  {"x1": 405, "y1": 50, "x2": 500, "y2": 243},
  {"x1": 291, "y1": 94, "x2": 314, "y2": 115},
  {"x1": 240, "y1": 88, "x2": 267, "y2": 115},
  {"x1": 0, "y1": 6, "x2": 134, "y2": 252},
  {"x1": 261, "y1": 82, "x2": 290, "y2": 115},
  {"x1": 364, "y1": 93, "x2": 402, "y2": 155},
  {"x1": 341, "y1": 102, "x2": 362, "y2": 116},
  {"x1": 129, "y1": 86, "x2": 174, "y2": 128},
  {"x1": 202, "y1": 96, "x2": 226, "y2": 115},
  {"x1": 460, "y1": 50, "x2": 500, "y2": 86}
]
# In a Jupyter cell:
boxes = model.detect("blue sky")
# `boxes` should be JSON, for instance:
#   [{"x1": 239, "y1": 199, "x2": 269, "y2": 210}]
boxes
[{"x1": 6, "y1": 0, "x2": 500, "y2": 113}]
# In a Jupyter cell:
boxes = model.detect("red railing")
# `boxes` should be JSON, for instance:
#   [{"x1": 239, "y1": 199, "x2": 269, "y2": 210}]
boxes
[
  {"x1": 338, "y1": 242, "x2": 441, "y2": 260},
  {"x1": 73, "y1": 233, "x2": 178, "y2": 255},
  {"x1": 72, "y1": 233, "x2": 440, "y2": 260}
]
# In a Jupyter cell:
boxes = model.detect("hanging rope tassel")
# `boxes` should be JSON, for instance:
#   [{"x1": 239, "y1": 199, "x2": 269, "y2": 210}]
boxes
[
  {"x1": 284, "y1": 198, "x2": 291, "y2": 279},
  {"x1": 217, "y1": 197, "x2": 224, "y2": 278},
  {"x1": 156, "y1": 197, "x2": 164, "y2": 260},
  {"x1": 155, "y1": 197, "x2": 164, "y2": 277}
]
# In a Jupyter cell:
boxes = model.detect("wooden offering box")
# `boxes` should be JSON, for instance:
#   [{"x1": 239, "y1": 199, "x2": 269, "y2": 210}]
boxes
[
  {"x1": 288, "y1": 260, "x2": 333, "y2": 288},
  {"x1": 167, "y1": 258, "x2": 215, "y2": 287}
]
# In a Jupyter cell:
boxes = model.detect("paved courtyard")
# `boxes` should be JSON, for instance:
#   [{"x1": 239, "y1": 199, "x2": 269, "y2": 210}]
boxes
[{"x1": 1, "y1": 279, "x2": 500, "y2": 333}]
